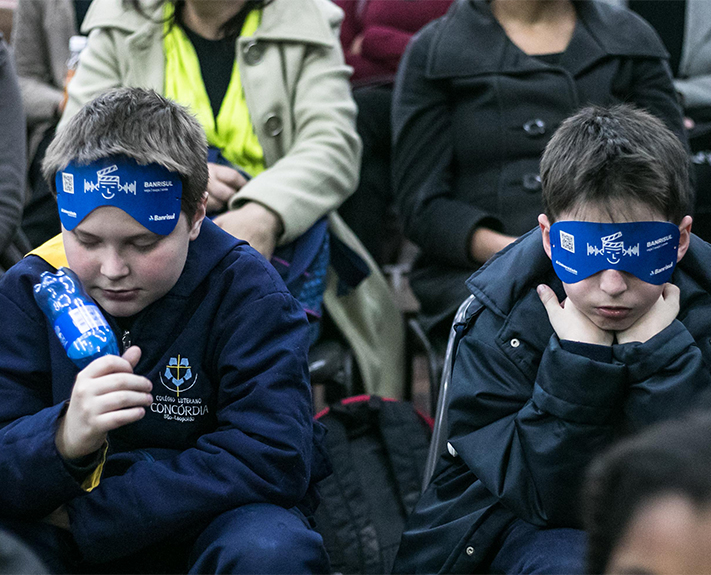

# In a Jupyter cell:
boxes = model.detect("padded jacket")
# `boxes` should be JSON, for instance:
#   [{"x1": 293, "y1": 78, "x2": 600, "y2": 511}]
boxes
[
  {"x1": 392, "y1": 0, "x2": 687, "y2": 330},
  {"x1": 394, "y1": 228, "x2": 711, "y2": 574},
  {"x1": 0, "y1": 219, "x2": 329, "y2": 563}
]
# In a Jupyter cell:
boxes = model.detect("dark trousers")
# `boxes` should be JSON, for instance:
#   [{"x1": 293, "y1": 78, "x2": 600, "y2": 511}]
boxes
[
  {"x1": 338, "y1": 84, "x2": 399, "y2": 265},
  {"x1": 2, "y1": 503, "x2": 330, "y2": 574},
  {"x1": 487, "y1": 519, "x2": 586, "y2": 574}
]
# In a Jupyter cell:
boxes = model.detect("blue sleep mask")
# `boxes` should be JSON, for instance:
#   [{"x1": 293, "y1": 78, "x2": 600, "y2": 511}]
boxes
[
  {"x1": 550, "y1": 221, "x2": 680, "y2": 285},
  {"x1": 56, "y1": 155, "x2": 183, "y2": 235}
]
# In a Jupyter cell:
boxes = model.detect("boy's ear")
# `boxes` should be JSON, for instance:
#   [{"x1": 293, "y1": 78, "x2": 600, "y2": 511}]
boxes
[
  {"x1": 676, "y1": 215, "x2": 693, "y2": 262},
  {"x1": 538, "y1": 214, "x2": 553, "y2": 260},
  {"x1": 188, "y1": 193, "x2": 209, "y2": 241}
]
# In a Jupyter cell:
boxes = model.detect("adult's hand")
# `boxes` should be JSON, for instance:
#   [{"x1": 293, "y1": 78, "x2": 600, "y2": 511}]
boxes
[
  {"x1": 207, "y1": 163, "x2": 248, "y2": 213},
  {"x1": 470, "y1": 227, "x2": 517, "y2": 263},
  {"x1": 213, "y1": 201, "x2": 284, "y2": 260}
]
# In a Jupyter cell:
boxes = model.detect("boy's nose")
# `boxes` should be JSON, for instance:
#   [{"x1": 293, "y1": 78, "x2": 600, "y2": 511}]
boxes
[
  {"x1": 599, "y1": 269, "x2": 628, "y2": 296},
  {"x1": 100, "y1": 251, "x2": 129, "y2": 280}
]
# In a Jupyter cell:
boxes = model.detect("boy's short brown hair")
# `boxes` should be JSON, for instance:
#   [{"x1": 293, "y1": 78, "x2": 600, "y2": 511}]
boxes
[
  {"x1": 541, "y1": 105, "x2": 691, "y2": 225},
  {"x1": 43, "y1": 87, "x2": 208, "y2": 221}
]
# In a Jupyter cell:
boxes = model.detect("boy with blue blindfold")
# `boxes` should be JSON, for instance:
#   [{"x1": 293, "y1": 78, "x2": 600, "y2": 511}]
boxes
[
  {"x1": 395, "y1": 105, "x2": 711, "y2": 575},
  {"x1": 0, "y1": 88, "x2": 330, "y2": 574}
]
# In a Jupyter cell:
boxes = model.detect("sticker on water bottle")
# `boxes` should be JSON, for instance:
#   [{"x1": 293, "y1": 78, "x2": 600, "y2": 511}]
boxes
[
  {"x1": 53, "y1": 304, "x2": 109, "y2": 352},
  {"x1": 68, "y1": 305, "x2": 109, "y2": 332}
]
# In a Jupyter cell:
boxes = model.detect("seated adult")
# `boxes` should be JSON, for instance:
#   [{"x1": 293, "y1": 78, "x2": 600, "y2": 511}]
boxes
[
  {"x1": 12, "y1": 0, "x2": 91, "y2": 248},
  {"x1": 392, "y1": 0, "x2": 687, "y2": 337},
  {"x1": 623, "y1": 0, "x2": 711, "y2": 241},
  {"x1": 60, "y1": 0, "x2": 405, "y2": 397},
  {"x1": 334, "y1": 0, "x2": 452, "y2": 264},
  {"x1": 585, "y1": 411, "x2": 711, "y2": 574},
  {"x1": 0, "y1": 35, "x2": 29, "y2": 276}
]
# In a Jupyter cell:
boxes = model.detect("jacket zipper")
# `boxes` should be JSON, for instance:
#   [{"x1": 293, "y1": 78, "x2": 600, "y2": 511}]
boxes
[{"x1": 121, "y1": 330, "x2": 132, "y2": 353}]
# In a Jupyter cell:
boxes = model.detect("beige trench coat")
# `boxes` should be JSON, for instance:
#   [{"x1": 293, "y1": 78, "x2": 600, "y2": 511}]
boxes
[{"x1": 59, "y1": 0, "x2": 405, "y2": 397}]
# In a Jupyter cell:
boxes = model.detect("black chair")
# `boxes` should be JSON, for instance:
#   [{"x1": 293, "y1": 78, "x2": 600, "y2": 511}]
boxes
[{"x1": 422, "y1": 294, "x2": 477, "y2": 491}]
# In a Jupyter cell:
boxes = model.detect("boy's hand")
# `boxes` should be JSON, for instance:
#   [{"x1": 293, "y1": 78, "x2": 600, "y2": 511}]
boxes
[
  {"x1": 207, "y1": 163, "x2": 248, "y2": 213},
  {"x1": 537, "y1": 284, "x2": 614, "y2": 346},
  {"x1": 55, "y1": 347, "x2": 152, "y2": 461},
  {"x1": 213, "y1": 202, "x2": 283, "y2": 260},
  {"x1": 616, "y1": 283, "x2": 680, "y2": 344}
]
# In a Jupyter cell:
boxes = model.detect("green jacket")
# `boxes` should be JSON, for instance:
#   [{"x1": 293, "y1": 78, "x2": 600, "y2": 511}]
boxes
[{"x1": 59, "y1": 0, "x2": 405, "y2": 397}]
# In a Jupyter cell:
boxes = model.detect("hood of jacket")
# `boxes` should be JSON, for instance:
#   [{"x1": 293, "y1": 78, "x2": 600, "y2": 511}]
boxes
[
  {"x1": 424, "y1": 0, "x2": 669, "y2": 80},
  {"x1": 81, "y1": 0, "x2": 341, "y2": 48}
]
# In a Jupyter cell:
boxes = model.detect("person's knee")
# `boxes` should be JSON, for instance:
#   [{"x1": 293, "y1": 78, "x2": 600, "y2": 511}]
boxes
[{"x1": 190, "y1": 504, "x2": 328, "y2": 574}]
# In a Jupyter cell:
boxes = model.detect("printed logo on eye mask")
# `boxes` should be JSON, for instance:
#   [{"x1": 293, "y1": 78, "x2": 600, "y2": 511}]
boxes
[
  {"x1": 550, "y1": 221, "x2": 680, "y2": 285},
  {"x1": 56, "y1": 155, "x2": 183, "y2": 235}
]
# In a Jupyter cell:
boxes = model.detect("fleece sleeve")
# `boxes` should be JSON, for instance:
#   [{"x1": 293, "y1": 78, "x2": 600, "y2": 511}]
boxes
[{"x1": 0, "y1": 264, "x2": 89, "y2": 519}]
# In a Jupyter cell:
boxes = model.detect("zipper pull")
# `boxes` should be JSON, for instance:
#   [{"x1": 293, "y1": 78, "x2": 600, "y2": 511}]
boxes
[{"x1": 121, "y1": 330, "x2": 132, "y2": 353}]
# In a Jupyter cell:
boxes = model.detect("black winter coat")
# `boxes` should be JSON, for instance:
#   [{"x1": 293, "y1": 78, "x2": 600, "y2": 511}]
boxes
[
  {"x1": 394, "y1": 229, "x2": 711, "y2": 574},
  {"x1": 392, "y1": 0, "x2": 687, "y2": 330}
]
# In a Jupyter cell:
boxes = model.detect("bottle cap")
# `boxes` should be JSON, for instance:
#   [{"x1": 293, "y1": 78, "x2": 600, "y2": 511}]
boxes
[{"x1": 69, "y1": 35, "x2": 88, "y2": 55}]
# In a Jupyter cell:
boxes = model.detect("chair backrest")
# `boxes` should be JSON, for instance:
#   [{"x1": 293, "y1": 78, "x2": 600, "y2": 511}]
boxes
[{"x1": 422, "y1": 294, "x2": 478, "y2": 490}]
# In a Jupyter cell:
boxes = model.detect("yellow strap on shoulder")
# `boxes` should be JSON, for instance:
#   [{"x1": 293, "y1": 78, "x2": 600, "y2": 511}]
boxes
[
  {"x1": 163, "y1": 6, "x2": 265, "y2": 177},
  {"x1": 27, "y1": 234, "x2": 69, "y2": 269}
]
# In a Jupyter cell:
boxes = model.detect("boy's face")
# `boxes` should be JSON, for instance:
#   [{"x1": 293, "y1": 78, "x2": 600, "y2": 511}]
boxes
[
  {"x1": 606, "y1": 493, "x2": 711, "y2": 575},
  {"x1": 63, "y1": 204, "x2": 205, "y2": 317},
  {"x1": 540, "y1": 202, "x2": 692, "y2": 332}
]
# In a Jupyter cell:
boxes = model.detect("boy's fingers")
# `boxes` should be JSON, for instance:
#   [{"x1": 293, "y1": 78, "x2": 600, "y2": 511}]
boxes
[
  {"x1": 95, "y1": 407, "x2": 147, "y2": 432},
  {"x1": 536, "y1": 284, "x2": 560, "y2": 311},
  {"x1": 80, "y1": 354, "x2": 136, "y2": 378},
  {"x1": 93, "y1": 374, "x2": 153, "y2": 396},
  {"x1": 97, "y1": 390, "x2": 153, "y2": 413},
  {"x1": 121, "y1": 346, "x2": 142, "y2": 370}
]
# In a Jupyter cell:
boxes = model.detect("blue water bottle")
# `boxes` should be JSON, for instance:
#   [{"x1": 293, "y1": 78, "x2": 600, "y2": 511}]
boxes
[{"x1": 33, "y1": 267, "x2": 119, "y2": 369}]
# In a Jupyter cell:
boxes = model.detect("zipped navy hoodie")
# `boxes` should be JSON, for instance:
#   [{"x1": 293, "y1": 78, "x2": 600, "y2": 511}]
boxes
[{"x1": 0, "y1": 219, "x2": 329, "y2": 563}]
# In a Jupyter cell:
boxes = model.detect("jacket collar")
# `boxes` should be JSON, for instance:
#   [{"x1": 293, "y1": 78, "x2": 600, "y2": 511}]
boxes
[
  {"x1": 166, "y1": 218, "x2": 242, "y2": 298},
  {"x1": 82, "y1": 0, "x2": 337, "y2": 48},
  {"x1": 426, "y1": 0, "x2": 669, "y2": 79}
]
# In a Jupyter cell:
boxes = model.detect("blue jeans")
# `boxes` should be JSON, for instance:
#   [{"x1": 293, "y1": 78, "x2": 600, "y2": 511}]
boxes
[
  {"x1": 2, "y1": 504, "x2": 329, "y2": 574},
  {"x1": 488, "y1": 519, "x2": 587, "y2": 574}
]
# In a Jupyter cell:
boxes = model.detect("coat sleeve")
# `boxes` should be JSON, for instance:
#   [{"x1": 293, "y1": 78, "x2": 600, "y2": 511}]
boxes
[
  {"x1": 617, "y1": 56, "x2": 688, "y2": 149},
  {"x1": 57, "y1": 26, "x2": 125, "y2": 132},
  {"x1": 0, "y1": 41, "x2": 27, "y2": 262},
  {"x1": 0, "y1": 267, "x2": 89, "y2": 518},
  {"x1": 449, "y1": 307, "x2": 711, "y2": 528},
  {"x1": 616, "y1": 320, "x2": 711, "y2": 431},
  {"x1": 66, "y1": 264, "x2": 316, "y2": 562},
  {"x1": 675, "y1": 76, "x2": 711, "y2": 114},
  {"x1": 230, "y1": 4, "x2": 362, "y2": 245},
  {"x1": 448, "y1": 321, "x2": 624, "y2": 528},
  {"x1": 11, "y1": 0, "x2": 67, "y2": 126},
  {"x1": 392, "y1": 24, "x2": 500, "y2": 267}
]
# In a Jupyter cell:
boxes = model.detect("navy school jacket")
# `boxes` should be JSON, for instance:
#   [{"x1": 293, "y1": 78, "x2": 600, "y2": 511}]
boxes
[
  {"x1": 0, "y1": 219, "x2": 329, "y2": 563},
  {"x1": 394, "y1": 228, "x2": 711, "y2": 574}
]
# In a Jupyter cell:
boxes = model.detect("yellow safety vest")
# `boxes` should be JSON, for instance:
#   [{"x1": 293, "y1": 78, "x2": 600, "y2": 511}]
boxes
[{"x1": 163, "y1": 5, "x2": 265, "y2": 177}]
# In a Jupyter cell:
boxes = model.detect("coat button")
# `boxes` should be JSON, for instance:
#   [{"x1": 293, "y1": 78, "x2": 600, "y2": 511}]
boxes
[
  {"x1": 510, "y1": 338, "x2": 520, "y2": 348},
  {"x1": 523, "y1": 118, "x2": 546, "y2": 137},
  {"x1": 264, "y1": 113, "x2": 283, "y2": 137},
  {"x1": 243, "y1": 40, "x2": 264, "y2": 65},
  {"x1": 466, "y1": 546, "x2": 475, "y2": 556},
  {"x1": 522, "y1": 173, "x2": 541, "y2": 192}
]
